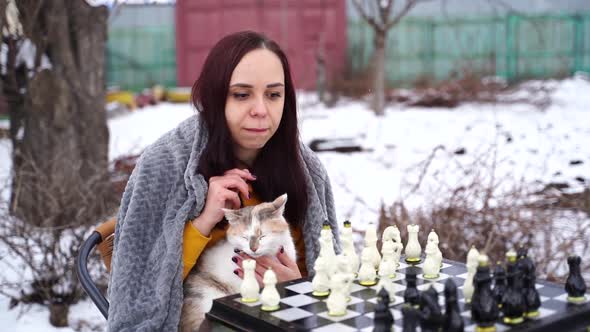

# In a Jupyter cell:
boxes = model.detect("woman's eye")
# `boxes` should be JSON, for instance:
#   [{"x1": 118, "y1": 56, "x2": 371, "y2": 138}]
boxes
[
  {"x1": 268, "y1": 92, "x2": 281, "y2": 99},
  {"x1": 241, "y1": 236, "x2": 248, "y2": 240},
  {"x1": 233, "y1": 93, "x2": 249, "y2": 100}
]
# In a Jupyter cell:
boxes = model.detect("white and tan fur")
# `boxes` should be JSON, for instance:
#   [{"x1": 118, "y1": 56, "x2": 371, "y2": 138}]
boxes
[{"x1": 180, "y1": 194, "x2": 296, "y2": 331}]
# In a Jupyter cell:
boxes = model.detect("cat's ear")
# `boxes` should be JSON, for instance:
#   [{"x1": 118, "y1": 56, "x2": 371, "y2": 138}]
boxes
[
  {"x1": 271, "y1": 194, "x2": 288, "y2": 216},
  {"x1": 222, "y1": 208, "x2": 242, "y2": 224}
]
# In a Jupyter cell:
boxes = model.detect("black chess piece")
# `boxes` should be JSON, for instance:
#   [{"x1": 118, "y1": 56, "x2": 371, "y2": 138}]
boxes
[
  {"x1": 492, "y1": 262, "x2": 506, "y2": 309},
  {"x1": 517, "y1": 246, "x2": 541, "y2": 318},
  {"x1": 565, "y1": 255, "x2": 587, "y2": 304},
  {"x1": 443, "y1": 279, "x2": 464, "y2": 332},
  {"x1": 418, "y1": 285, "x2": 443, "y2": 332},
  {"x1": 404, "y1": 267, "x2": 420, "y2": 307},
  {"x1": 471, "y1": 255, "x2": 499, "y2": 331},
  {"x1": 402, "y1": 303, "x2": 420, "y2": 332},
  {"x1": 502, "y1": 250, "x2": 526, "y2": 325},
  {"x1": 373, "y1": 288, "x2": 394, "y2": 332}
]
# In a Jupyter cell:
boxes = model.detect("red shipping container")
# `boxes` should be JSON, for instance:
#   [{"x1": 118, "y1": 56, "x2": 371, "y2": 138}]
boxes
[{"x1": 175, "y1": 0, "x2": 347, "y2": 90}]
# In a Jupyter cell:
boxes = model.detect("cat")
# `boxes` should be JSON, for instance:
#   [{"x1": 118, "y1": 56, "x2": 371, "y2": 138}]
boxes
[{"x1": 180, "y1": 194, "x2": 297, "y2": 331}]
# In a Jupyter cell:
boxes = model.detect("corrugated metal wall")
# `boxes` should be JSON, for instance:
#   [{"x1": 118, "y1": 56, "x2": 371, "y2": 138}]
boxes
[{"x1": 175, "y1": 0, "x2": 347, "y2": 90}]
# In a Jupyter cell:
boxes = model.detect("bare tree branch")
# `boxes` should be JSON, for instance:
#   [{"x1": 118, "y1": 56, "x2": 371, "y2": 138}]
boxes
[
  {"x1": 386, "y1": 0, "x2": 419, "y2": 30},
  {"x1": 352, "y1": 0, "x2": 380, "y2": 31}
]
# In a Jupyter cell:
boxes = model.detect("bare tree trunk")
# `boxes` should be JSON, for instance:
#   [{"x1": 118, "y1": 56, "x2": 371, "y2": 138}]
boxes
[
  {"x1": 373, "y1": 30, "x2": 387, "y2": 116},
  {"x1": 10, "y1": 1, "x2": 112, "y2": 226}
]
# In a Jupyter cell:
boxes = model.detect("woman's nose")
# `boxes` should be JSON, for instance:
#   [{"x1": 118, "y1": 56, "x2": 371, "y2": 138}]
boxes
[{"x1": 250, "y1": 97, "x2": 268, "y2": 117}]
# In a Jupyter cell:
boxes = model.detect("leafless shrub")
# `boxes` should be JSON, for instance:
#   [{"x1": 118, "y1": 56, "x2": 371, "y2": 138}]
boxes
[
  {"x1": 370, "y1": 144, "x2": 589, "y2": 283},
  {"x1": 0, "y1": 150, "x2": 116, "y2": 327},
  {"x1": 388, "y1": 70, "x2": 552, "y2": 109}
]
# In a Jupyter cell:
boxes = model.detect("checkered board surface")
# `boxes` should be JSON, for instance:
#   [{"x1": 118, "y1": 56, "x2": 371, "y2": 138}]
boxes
[{"x1": 206, "y1": 259, "x2": 590, "y2": 332}]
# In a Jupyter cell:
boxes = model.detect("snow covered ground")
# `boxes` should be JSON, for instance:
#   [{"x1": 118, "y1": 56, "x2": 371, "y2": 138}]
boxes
[{"x1": 0, "y1": 75, "x2": 589, "y2": 330}]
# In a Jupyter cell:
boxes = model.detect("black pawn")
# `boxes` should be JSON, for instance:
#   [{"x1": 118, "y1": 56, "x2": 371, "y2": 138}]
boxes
[
  {"x1": 471, "y1": 255, "x2": 499, "y2": 330},
  {"x1": 419, "y1": 286, "x2": 443, "y2": 332},
  {"x1": 404, "y1": 267, "x2": 420, "y2": 307},
  {"x1": 374, "y1": 288, "x2": 394, "y2": 332},
  {"x1": 444, "y1": 279, "x2": 464, "y2": 332},
  {"x1": 502, "y1": 250, "x2": 525, "y2": 325},
  {"x1": 517, "y1": 247, "x2": 541, "y2": 317},
  {"x1": 402, "y1": 304, "x2": 420, "y2": 332},
  {"x1": 565, "y1": 255, "x2": 587, "y2": 304},
  {"x1": 492, "y1": 262, "x2": 507, "y2": 308}
]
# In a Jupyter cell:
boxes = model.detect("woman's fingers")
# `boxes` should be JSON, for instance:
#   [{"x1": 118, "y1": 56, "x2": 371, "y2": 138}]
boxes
[
  {"x1": 224, "y1": 168, "x2": 256, "y2": 181},
  {"x1": 210, "y1": 175, "x2": 250, "y2": 200}
]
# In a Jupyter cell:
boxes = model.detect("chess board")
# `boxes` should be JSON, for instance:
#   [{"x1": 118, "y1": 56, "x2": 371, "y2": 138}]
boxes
[{"x1": 206, "y1": 258, "x2": 590, "y2": 332}]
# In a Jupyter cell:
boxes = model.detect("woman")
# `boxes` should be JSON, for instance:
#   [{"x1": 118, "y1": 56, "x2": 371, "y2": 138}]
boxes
[{"x1": 107, "y1": 31, "x2": 340, "y2": 331}]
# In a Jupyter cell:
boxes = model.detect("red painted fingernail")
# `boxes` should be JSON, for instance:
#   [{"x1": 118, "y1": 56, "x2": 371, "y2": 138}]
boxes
[
  {"x1": 233, "y1": 270, "x2": 239, "y2": 275},
  {"x1": 232, "y1": 257, "x2": 238, "y2": 263},
  {"x1": 234, "y1": 248, "x2": 241, "y2": 253},
  {"x1": 280, "y1": 246, "x2": 284, "y2": 254}
]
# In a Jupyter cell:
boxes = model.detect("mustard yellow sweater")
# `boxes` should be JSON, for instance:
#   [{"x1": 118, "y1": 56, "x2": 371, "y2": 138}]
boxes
[{"x1": 182, "y1": 188, "x2": 307, "y2": 280}]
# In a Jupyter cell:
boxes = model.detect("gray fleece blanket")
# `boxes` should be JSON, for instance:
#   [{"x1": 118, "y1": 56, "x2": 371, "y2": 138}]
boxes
[{"x1": 107, "y1": 115, "x2": 340, "y2": 331}]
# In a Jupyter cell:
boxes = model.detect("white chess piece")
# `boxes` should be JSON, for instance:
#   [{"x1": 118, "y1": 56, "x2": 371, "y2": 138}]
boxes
[
  {"x1": 376, "y1": 271, "x2": 398, "y2": 299},
  {"x1": 428, "y1": 229, "x2": 443, "y2": 267},
  {"x1": 326, "y1": 272, "x2": 348, "y2": 316},
  {"x1": 312, "y1": 255, "x2": 331, "y2": 296},
  {"x1": 405, "y1": 224, "x2": 422, "y2": 263},
  {"x1": 320, "y1": 223, "x2": 337, "y2": 275},
  {"x1": 382, "y1": 225, "x2": 401, "y2": 243},
  {"x1": 364, "y1": 224, "x2": 381, "y2": 269},
  {"x1": 240, "y1": 259, "x2": 260, "y2": 303},
  {"x1": 392, "y1": 240, "x2": 403, "y2": 268},
  {"x1": 378, "y1": 240, "x2": 397, "y2": 278},
  {"x1": 336, "y1": 254, "x2": 355, "y2": 301},
  {"x1": 341, "y1": 223, "x2": 359, "y2": 275},
  {"x1": 422, "y1": 241, "x2": 440, "y2": 279},
  {"x1": 260, "y1": 268, "x2": 280, "y2": 311},
  {"x1": 358, "y1": 246, "x2": 377, "y2": 286},
  {"x1": 463, "y1": 245, "x2": 479, "y2": 303}
]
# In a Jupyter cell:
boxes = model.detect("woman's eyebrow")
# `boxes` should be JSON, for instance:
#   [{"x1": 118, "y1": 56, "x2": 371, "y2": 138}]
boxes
[
  {"x1": 229, "y1": 83, "x2": 284, "y2": 88},
  {"x1": 230, "y1": 83, "x2": 253, "y2": 88}
]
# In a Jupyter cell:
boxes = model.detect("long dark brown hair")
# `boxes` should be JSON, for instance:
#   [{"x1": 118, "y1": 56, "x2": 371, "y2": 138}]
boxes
[{"x1": 192, "y1": 31, "x2": 308, "y2": 227}]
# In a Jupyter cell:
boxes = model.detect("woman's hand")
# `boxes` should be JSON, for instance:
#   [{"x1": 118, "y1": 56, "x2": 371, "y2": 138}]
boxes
[
  {"x1": 233, "y1": 247, "x2": 302, "y2": 288},
  {"x1": 192, "y1": 168, "x2": 256, "y2": 236}
]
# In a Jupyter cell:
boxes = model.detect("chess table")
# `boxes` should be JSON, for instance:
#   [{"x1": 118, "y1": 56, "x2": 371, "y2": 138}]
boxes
[{"x1": 203, "y1": 258, "x2": 590, "y2": 331}]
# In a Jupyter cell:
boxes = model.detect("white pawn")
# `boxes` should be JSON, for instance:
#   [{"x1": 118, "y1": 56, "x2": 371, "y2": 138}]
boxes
[
  {"x1": 392, "y1": 240, "x2": 403, "y2": 268},
  {"x1": 428, "y1": 229, "x2": 443, "y2": 267},
  {"x1": 364, "y1": 224, "x2": 381, "y2": 269},
  {"x1": 336, "y1": 254, "x2": 355, "y2": 301},
  {"x1": 358, "y1": 246, "x2": 377, "y2": 286},
  {"x1": 312, "y1": 255, "x2": 331, "y2": 297},
  {"x1": 326, "y1": 272, "x2": 348, "y2": 316},
  {"x1": 423, "y1": 241, "x2": 440, "y2": 279},
  {"x1": 260, "y1": 268, "x2": 280, "y2": 311},
  {"x1": 405, "y1": 224, "x2": 422, "y2": 263},
  {"x1": 376, "y1": 271, "x2": 398, "y2": 299},
  {"x1": 240, "y1": 259, "x2": 260, "y2": 303},
  {"x1": 378, "y1": 240, "x2": 397, "y2": 278},
  {"x1": 463, "y1": 245, "x2": 479, "y2": 303}
]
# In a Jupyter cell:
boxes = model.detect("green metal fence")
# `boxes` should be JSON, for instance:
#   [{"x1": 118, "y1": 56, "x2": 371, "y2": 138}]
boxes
[
  {"x1": 106, "y1": 25, "x2": 176, "y2": 91},
  {"x1": 348, "y1": 13, "x2": 590, "y2": 84}
]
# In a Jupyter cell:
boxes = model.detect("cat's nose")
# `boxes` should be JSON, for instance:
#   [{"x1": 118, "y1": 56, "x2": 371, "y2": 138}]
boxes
[{"x1": 250, "y1": 246, "x2": 258, "y2": 252}]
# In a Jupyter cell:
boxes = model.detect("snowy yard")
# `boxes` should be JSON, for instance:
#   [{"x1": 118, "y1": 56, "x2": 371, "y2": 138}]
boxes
[{"x1": 1, "y1": 75, "x2": 589, "y2": 330}]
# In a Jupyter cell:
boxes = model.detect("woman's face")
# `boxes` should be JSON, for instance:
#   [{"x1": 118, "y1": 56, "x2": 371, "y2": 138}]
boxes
[{"x1": 225, "y1": 48, "x2": 285, "y2": 164}]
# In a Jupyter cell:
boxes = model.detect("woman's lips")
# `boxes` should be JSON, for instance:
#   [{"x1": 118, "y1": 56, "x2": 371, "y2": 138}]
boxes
[{"x1": 244, "y1": 128, "x2": 268, "y2": 133}]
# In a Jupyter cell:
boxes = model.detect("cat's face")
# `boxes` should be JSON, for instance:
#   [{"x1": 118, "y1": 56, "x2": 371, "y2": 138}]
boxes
[{"x1": 223, "y1": 194, "x2": 290, "y2": 258}]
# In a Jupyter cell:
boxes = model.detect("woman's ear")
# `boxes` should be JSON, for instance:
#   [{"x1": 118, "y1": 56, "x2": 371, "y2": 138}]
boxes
[{"x1": 222, "y1": 208, "x2": 242, "y2": 225}]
